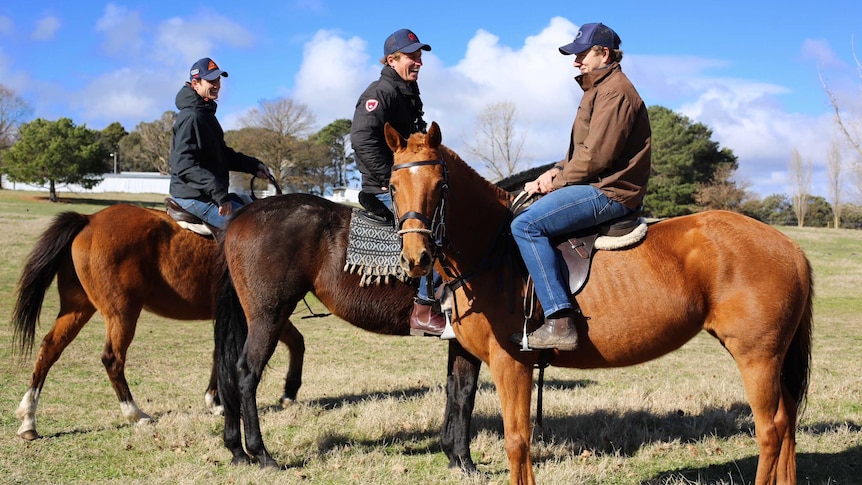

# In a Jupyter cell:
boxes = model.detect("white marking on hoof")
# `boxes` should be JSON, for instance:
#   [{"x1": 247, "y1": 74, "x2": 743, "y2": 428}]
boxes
[
  {"x1": 204, "y1": 392, "x2": 224, "y2": 415},
  {"x1": 16, "y1": 388, "x2": 40, "y2": 438},
  {"x1": 120, "y1": 400, "x2": 152, "y2": 424}
]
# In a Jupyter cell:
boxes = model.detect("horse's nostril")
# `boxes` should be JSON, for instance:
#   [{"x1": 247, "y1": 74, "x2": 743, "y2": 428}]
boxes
[{"x1": 419, "y1": 251, "x2": 432, "y2": 268}]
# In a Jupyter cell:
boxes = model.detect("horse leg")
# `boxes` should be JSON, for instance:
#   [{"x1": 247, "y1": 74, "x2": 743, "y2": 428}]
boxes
[
  {"x1": 441, "y1": 339, "x2": 481, "y2": 472},
  {"x1": 736, "y1": 357, "x2": 785, "y2": 485},
  {"x1": 237, "y1": 317, "x2": 283, "y2": 469},
  {"x1": 278, "y1": 320, "x2": 305, "y2": 407},
  {"x1": 776, "y1": 386, "x2": 798, "y2": 484},
  {"x1": 205, "y1": 350, "x2": 223, "y2": 415},
  {"x1": 16, "y1": 301, "x2": 97, "y2": 440},
  {"x1": 100, "y1": 307, "x2": 152, "y2": 425},
  {"x1": 487, "y1": 351, "x2": 536, "y2": 485}
]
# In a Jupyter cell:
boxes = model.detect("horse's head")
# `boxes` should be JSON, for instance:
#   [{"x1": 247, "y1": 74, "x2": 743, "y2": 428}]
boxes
[{"x1": 385, "y1": 121, "x2": 446, "y2": 278}]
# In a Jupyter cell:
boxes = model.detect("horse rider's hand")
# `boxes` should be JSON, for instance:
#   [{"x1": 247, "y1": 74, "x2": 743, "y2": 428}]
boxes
[
  {"x1": 526, "y1": 167, "x2": 559, "y2": 195},
  {"x1": 219, "y1": 202, "x2": 233, "y2": 217},
  {"x1": 255, "y1": 163, "x2": 271, "y2": 179}
]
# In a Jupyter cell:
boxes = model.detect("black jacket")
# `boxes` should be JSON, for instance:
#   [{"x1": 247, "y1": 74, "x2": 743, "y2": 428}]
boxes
[
  {"x1": 169, "y1": 84, "x2": 260, "y2": 206},
  {"x1": 350, "y1": 66, "x2": 426, "y2": 194}
]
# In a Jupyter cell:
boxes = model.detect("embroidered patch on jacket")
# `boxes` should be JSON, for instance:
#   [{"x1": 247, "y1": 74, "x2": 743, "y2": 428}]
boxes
[{"x1": 365, "y1": 99, "x2": 379, "y2": 112}]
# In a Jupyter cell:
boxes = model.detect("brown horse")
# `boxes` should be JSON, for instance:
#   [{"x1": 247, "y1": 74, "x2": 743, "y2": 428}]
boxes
[
  {"x1": 213, "y1": 193, "x2": 482, "y2": 470},
  {"x1": 385, "y1": 121, "x2": 813, "y2": 485},
  {"x1": 11, "y1": 204, "x2": 306, "y2": 440}
]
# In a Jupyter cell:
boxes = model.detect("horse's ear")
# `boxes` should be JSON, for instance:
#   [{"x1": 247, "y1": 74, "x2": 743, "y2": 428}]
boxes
[
  {"x1": 384, "y1": 122, "x2": 405, "y2": 153},
  {"x1": 426, "y1": 121, "x2": 441, "y2": 149}
]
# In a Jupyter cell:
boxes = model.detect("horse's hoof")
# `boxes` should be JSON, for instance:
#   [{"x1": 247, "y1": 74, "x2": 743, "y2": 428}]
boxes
[
  {"x1": 210, "y1": 405, "x2": 224, "y2": 416},
  {"x1": 135, "y1": 416, "x2": 153, "y2": 426},
  {"x1": 18, "y1": 430, "x2": 41, "y2": 441},
  {"x1": 258, "y1": 458, "x2": 281, "y2": 471},
  {"x1": 230, "y1": 455, "x2": 252, "y2": 466},
  {"x1": 280, "y1": 396, "x2": 296, "y2": 408}
]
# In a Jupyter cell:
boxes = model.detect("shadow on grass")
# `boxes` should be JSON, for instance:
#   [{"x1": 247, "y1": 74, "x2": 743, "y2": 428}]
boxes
[{"x1": 642, "y1": 444, "x2": 862, "y2": 484}]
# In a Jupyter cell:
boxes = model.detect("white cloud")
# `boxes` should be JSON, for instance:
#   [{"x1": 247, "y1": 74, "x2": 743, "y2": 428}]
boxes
[
  {"x1": 153, "y1": 12, "x2": 255, "y2": 66},
  {"x1": 31, "y1": 15, "x2": 60, "y2": 41},
  {"x1": 96, "y1": 4, "x2": 144, "y2": 57}
]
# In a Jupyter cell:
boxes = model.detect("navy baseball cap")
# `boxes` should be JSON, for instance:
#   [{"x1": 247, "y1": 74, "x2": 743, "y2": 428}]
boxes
[
  {"x1": 189, "y1": 57, "x2": 228, "y2": 81},
  {"x1": 559, "y1": 23, "x2": 621, "y2": 55},
  {"x1": 384, "y1": 29, "x2": 431, "y2": 57}
]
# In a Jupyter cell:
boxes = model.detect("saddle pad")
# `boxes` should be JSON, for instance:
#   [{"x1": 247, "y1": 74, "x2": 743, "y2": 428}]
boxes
[{"x1": 344, "y1": 208, "x2": 410, "y2": 286}]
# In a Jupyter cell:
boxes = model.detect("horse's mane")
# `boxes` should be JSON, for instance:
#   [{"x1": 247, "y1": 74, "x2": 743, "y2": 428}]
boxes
[{"x1": 439, "y1": 144, "x2": 510, "y2": 203}]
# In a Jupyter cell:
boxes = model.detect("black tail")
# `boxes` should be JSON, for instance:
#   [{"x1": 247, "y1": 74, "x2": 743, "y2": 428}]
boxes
[
  {"x1": 214, "y1": 253, "x2": 247, "y2": 448},
  {"x1": 12, "y1": 212, "x2": 90, "y2": 356}
]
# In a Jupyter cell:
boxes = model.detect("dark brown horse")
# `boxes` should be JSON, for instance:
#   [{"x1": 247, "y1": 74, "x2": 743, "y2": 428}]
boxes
[
  {"x1": 214, "y1": 193, "x2": 482, "y2": 470},
  {"x1": 385, "y1": 121, "x2": 814, "y2": 485},
  {"x1": 11, "y1": 204, "x2": 306, "y2": 440}
]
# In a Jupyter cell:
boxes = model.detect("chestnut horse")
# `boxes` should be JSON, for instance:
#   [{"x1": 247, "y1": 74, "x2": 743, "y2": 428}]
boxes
[
  {"x1": 385, "y1": 122, "x2": 813, "y2": 485},
  {"x1": 213, "y1": 193, "x2": 482, "y2": 470},
  {"x1": 11, "y1": 204, "x2": 305, "y2": 440}
]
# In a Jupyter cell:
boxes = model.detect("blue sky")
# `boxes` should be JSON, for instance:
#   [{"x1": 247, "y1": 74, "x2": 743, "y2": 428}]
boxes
[{"x1": 2, "y1": 1, "x2": 861, "y2": 198}]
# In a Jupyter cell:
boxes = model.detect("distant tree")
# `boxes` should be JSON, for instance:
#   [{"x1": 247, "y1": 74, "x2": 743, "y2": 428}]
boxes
[
  {"x1": 805, "y1": 195, "x2": 834, "y2": 227},
  {"x1": 788, "y1": 147, "x2": 812, "y2": 227},
  {"x1": 0, "y1": 84, "x2": 33, "y2": 152},
  {"x1": 237, "y1": 97, "x2": 317, "y2": 192},
  {"x1": 826, "y1": 138, "x2": 846, "y2": 228},
  {"x1": 756, "y1": 193, "x2": 796, "y2": 226},
  {"x1": 119, "y1": 111, "x2": 175, "y2": 173},
  {"x1": 311, "y1": 118, "x2": 354, "y2": 188},
  {"x1": 100, "y1": 122, "x2": 128, "y2": 173},
  {"x1": 464, "y1": 101, "x2": 527, "y2": 181},
  {"x1": 2, "y1": 118, "x2": 107, "y2": 202},
  {"x1": 646, "y1": 106, "x2": 738, "y2": 218},
  {"x1": 840, "y1": 202, "x2": 862, "y2": 229},
  {"x1": 693, "y1": 163, "x2": 751, "y2": 211}
]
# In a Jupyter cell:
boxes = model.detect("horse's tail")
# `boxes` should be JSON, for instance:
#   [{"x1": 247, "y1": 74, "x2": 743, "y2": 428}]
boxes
[
  {"x1": 783, "y1": 254, "x2": 814, "y2": 413},
  {"x1": 214, "y1": 252, "x2": 247, "y2": 429},
  {"x1": 12, "y1": 211, "x2": 90, "y2": 356}
]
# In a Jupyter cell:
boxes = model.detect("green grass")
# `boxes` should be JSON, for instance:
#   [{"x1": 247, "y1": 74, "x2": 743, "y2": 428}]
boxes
[{"x1": 0, "y1": 191, "x2": 860, "y2": 484}]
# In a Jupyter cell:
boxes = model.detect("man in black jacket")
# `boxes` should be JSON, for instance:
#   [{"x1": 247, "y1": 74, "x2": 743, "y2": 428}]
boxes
[
  {"x1": 350, "y1": 29, "x2": 445, "y2": 337},
  {"x1": 169, "y1": 57, "x2": 269, "y2": 230}
]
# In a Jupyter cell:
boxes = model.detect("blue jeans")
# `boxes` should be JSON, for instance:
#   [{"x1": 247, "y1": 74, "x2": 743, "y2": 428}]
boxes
[
  {"x1": 511, "y1": 185, "x2": 633, "y2": 318},
  {"x1": 173, "y1": 197, "x2": 243, "y2": 230},
  {"x1": 376, "y1": 192, "x2": 440, "y2": 302}
]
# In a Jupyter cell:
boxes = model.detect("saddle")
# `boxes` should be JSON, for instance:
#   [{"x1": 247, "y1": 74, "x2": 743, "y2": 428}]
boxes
[
  {"x1": 165, "y1": 198, "x2": 218, "y2": 237},
  {"x1": 511, "y1": 190, "x2": 648, "y2": 296}
]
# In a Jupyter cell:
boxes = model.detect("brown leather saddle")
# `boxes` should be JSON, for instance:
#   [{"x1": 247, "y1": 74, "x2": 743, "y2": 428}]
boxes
[{"x1": 511, "y1": 190, "x2": 647, "y2": 296}]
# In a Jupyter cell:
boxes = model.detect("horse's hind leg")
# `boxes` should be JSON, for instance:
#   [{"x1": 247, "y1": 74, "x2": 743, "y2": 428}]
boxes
[
  {"x1": 205, "y1": 350, "x2": 223, "y2": 415},
  {"x1": 100, "y1": 307, "x2": 152, "y2": 425},
  {"x1": 776, "y1": 386, "x2": 798, "y2": 484},
  {"x1": 16, "y1": 292, "x2": 97, "y2": 440},
  {"x1": 238, "y1": 316, "x2": 284, "y2": 468},
  {"x1": 278, "y1": 320, "x2": 305, "y2": 407},
  {"x1": 736, "y1": 356, "x2": 786, "y2": 485}
]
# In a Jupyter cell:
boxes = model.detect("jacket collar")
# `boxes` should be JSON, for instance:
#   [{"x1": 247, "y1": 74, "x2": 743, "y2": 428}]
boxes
[{"x1": 575, "y1": 62, "x2": 620, "y2": 92}]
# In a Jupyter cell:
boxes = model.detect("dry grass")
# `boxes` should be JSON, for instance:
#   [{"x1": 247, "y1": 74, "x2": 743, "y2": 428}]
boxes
[{"x1": 0, "y1": 192, "x2": 859, "y2": 484}]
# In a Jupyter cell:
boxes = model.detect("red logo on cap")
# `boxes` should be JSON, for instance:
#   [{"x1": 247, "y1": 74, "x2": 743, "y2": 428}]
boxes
[
  {"x1": 208, "y1": 60, "x2": 218, "y2": 70},
  {"x1": 408, "y1": 32, "x2": 417, "y2": 41},
  {"x1": 365, "y1": 99, "x2": 379, "y2": 112}
]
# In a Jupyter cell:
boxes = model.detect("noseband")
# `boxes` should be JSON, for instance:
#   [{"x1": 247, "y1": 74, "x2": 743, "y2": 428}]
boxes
[{"x1": 390, "y1": 158, "x2": 448, "y2": 246}]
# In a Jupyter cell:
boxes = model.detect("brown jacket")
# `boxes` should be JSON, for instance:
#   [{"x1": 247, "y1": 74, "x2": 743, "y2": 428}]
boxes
[{"x1": 552, "y1": 62, "x2": 651, "y2": 210}]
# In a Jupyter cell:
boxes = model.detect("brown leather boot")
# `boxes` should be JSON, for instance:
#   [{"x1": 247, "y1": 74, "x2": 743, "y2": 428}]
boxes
[
  {"x1": 410, "y1": 301, "x2": 446, "y2": 336},
  {"x1": 512, "y1": 316, "x2": 578, "y2": 351}
]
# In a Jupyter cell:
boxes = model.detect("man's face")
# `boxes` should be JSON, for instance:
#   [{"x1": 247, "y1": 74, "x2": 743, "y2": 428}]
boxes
[
  {"x1": 573, "y1": 47, "x2": 609, "y2": 75},
  {"x1": 388, "y1": 50, "x2": 423, "y2": 82},
  {"x1": 192, "y1": 77, "x2": 221, "y2": 100}
]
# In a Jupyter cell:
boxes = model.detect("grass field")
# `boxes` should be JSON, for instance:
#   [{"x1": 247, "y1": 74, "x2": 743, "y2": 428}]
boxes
[{"x1": 0, "y1": 190, "x2": 859, "y2": 484}]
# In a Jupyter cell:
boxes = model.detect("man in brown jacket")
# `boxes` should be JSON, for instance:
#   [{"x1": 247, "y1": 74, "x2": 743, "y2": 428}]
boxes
[{"x1": 510, "y1": 22, "x2": 651, "y2": 351}]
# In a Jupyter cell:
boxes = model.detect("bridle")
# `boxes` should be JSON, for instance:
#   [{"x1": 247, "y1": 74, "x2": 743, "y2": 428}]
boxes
[{"x1": 390, "y1": 158, "x2": 448, "y2": 249}]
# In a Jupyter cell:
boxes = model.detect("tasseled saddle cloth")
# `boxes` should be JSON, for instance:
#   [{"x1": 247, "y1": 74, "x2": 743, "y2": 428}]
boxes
[{"x1": 343, "y1": 208, "x2": 411, "y2": 286}]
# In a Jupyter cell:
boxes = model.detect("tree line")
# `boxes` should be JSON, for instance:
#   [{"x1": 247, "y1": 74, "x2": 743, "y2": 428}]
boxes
[{"x1": 0, "y1": 82, "x2": 860, "y2": 228}]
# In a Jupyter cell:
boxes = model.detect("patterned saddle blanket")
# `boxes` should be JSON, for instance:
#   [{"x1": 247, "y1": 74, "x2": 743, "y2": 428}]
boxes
[{"x1": 344, "y1": 209, "x2": 411, "y2": 286}]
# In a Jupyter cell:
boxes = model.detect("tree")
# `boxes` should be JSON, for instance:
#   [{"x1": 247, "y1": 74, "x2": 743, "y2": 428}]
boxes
[
  {"x1": 311, "y1": 118, "x2": 353, "y2": 188},
  {"x1": 2, "y1": 118, "x2": 107, "y2": 202},
  {"x1": 694, "y1": 163, "x2": 752, "y2": 211},
  {"x1": 788, "y1": 147, "x2": 812, "y2": 227},
  {"x1": 100, "y1": 122, "x2": 128, "y2": 173},
  {"x1": 826, "y1": 138, "x2": 845, "y2": 228},
  {"x1": 463, "y1": 101, "x2": 527, "y2": 182},
  {"x1": 757, "y1": 193, "x2": 796, "y2": 226},
  {"x1": 119, "y1": 111, "x2": 175, "y2": 173},
  {"x1": 646, "y1": 106, "x2": 738, "y2": 218},
  {"x1": 237, "y1": 97, "x2": 318, "y2": 192},
  {"x1": 0, "y1": 84, "x2": 32, "y2": 153}
]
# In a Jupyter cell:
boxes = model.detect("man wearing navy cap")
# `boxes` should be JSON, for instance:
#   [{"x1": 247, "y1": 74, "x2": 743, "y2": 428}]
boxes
[
  {"x1": 511, "y1": 22, "x2": 652, "y2": 351},
  {"x1": 350, "y1": 29, "x2": 447, "y2": 337},
  {"x1": 169, "y1": 57, "x2": 270, "y2": 230}
]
